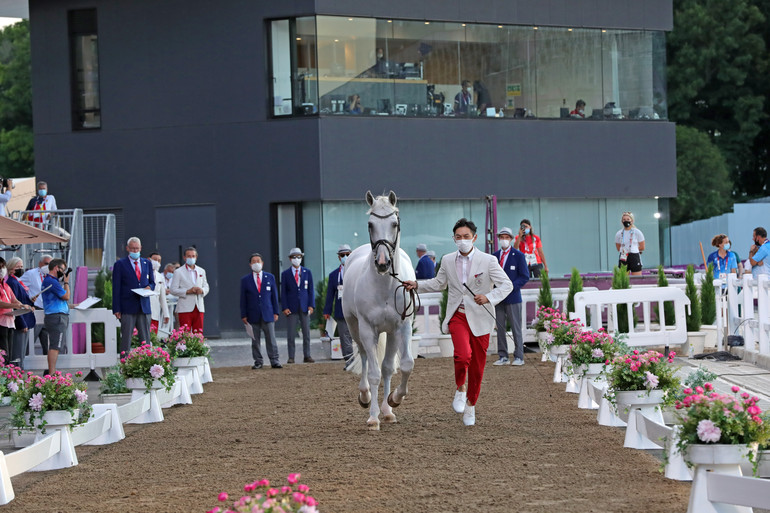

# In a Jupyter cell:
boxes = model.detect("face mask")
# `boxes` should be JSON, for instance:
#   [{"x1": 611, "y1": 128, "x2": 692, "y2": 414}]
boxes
[
  {"x1": 466, "y1": 87, "x2": 472, "y2": 94},
  {"x1": 291, "y1": 257, "x2": 302, "y2": 267},
  {"x1": 499, "y1": 239, "x2": 511, "y2": 250},
  {"x1": 578, "y1": 109, "x2": 584, "y2": 115},
  {"x1": 186, "y1": 257, "x2": 196, "y2": 266},
  {"x1": 38, "y1": 190, "x2": 47, "y2": 197},
  {"x1": 251, "y1": 262, "x2": 262, "y2": 273},
  {"x1": 524, "y1": 228, "x2": 531, "y2": 235},
  {"x1": 165, "y1": 272, "x2": 174, "y2": 280},
  {"x1": 129, "y1": 252, "x2": 140, "y2": 260},
  {"x1": 151, "y1": 260, "x2": 161, "y2": 272},
  {"x1": 622, "y1": 221, "x2": 632, "y2": 228},
  {"x1": 377, "y1": 53, "x2": 383, "y2": 59},
  {"x1": 723, "y1": 242, "x2": 731, "y2": 251},
  {"x1": 57, "y1": 270, "x2": 64, "y2": 279},
  {"x1": 455, "y1": 238, "x2": 474, "y2": 254},
  {"x1": 0, "y1": 269, "x2": 6, "y2": 279},
  {"x1": 340, "y1": 255, "x2": 348, "y2": 265},
  {"x1": 13, "y1": 268, "x2": 23, "y2": 278}
]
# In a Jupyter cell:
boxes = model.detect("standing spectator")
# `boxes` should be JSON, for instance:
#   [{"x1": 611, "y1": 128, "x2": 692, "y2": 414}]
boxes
[
  {"x1": 21, "y1": 254, "x2": 52, "y2": 355},
  {"x1": 6, "y1": 257, "x2": 36, "y2": 368},
  {"x1": 454, "y1": 79, "x2": 473, "y2": 115},
  {"x1": 112, "y1": 237, "x2": 155, "y2": 354},
  {"x1": 149, "y1": 253, "x2": 170, "y2": 332},
  {"x1": 706, "y1": 234, "x2": 738, "y2": 282},
  {"x1": 614, "y1": 211, "x2": 645, "y2": 276},
  {"x1": 0, "y1": 257, "x2": 24, "y2": 359},
  {"x1": 415, "y1": 243, "x2": 435, "y2": 279},
  {"x1": 170, "y1": 247, "x2": 209, "y2": 333},
  {"x1": 749, "y1": 227, "x2": 770, "y2": 277},
  {"x1": 0, "y1": 178, "x2": 13, "y2": 217},
  {"x1": 324, "y1": 244, "x2": 354, "y2": 369},
  {"x1": 473, "y1": 80, "x2": 493, "y2": 113},
  {"x1": 23, "y1": 181, "x2": 58, "y2": 228},
  {"x1": 491, "y1": 227, "x2": 530, "y2": 366},
  {"x1": 42, "y1": 259, "x2": 70, "y2": 375},
  {"x1": 427, "y1": 250, "x2": 436, "y2": 264},
  {"x1": 513, "y1": 219, "x2": 548, "y2": 278},
  {"x1": 281, "y1": 248, "x2": 315, "y2": 364},
  {"x1": 404, "y1": 218, "x2": 512, "y2": 426},
  {"x1": 241, "y1": 253, "x2": 281, "y2": 369}
]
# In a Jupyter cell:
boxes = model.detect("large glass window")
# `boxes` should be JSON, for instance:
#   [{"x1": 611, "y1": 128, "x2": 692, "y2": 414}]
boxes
[
  {"x1": 269, "y1": 16, "x2": 667, "y2": 121},
  {"x1": 69, "y1": 9, "x2": 100, "y2": 130}
]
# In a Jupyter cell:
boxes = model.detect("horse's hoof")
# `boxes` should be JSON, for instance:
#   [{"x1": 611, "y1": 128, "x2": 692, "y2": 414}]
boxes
[
  {"x1": 382, "y1": 413, "x2": 397, "y2": 424},
  {"x1": 387, "y1": 391, "x2": 401, "y2": 408},
  {"x1": 358, "y1": 395, "x2": 370, "y2": 409},
  {"x1": 366, "y1": 420, "x2": 380, "y2": 431}
]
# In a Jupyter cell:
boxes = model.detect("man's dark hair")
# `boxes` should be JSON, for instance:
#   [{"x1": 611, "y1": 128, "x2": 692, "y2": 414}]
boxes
[
  {"x1": 755, "y1": 227, "x2": 767, "y2": 239},
  {"x1": 49, "y1": 258, "x2": 66, "y2": 271},
  {"x1": 149, "y1": 252, "x2": 160, "y2": 259},
  {"x1": 453, "y1": 218, "x2": 477, "y2": 234},
  {"x1": 576, "y1": 99, "x2": 586, "y2": 108},
  {"x1": 249, "y1": 253, "x2": 262, "y2": 263},
  {"x1": 183, "y1": 246, "x2": 197, "y2": 257}
]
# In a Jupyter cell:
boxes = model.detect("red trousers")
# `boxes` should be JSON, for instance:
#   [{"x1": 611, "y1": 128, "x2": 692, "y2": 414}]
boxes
[
  {"x1": 150, "y1": 319, "x2": 159, "y2": 331},
  {"x1": 178, "y1": 307, "x2": 204, "y2": 333},
  {"x1": 448, "y1": 310, "x2": 489, "y2": 406}
]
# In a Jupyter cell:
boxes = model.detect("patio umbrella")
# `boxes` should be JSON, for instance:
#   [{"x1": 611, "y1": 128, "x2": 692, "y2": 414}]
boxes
[{"x1": 0, "y1": 215, "x2": 69, "y2": 245}]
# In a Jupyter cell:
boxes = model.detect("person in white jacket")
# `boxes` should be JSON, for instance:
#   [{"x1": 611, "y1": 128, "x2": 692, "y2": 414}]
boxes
[
  {"x1": 405, "y1": 218, "x2": 512, "y2": 426},
  {"x1": 148, "y1": 252, "x2": 170, "y2": 333},
  {"x1": 170, "y1": 247, "x2": 209, "y2": 333}
]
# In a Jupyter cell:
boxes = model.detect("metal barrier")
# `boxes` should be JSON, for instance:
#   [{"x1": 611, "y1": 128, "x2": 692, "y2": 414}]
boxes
[{"x1": 24, "y1": 309, "x2": 120, "y2": 374}]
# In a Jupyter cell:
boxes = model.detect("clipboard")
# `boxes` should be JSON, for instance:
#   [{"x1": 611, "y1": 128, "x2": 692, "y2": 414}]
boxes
[
  {"x1": 132, "y1": 288, "x2": 158, "y2": 297},
  {"x1": 74, "y1": 296, "x2": 102, "y2": 310},
  {"x1": 9, "y1": 308, "x2": 33, "y2": 317},
  {"x1": 244, "y1": 323, "x2": 254, "y2": 340}
]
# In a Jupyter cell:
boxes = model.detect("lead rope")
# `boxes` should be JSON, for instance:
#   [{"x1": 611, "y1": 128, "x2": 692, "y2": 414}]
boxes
[{"x1": 389, "y1": 266, "x2": 420, "y2": 320}]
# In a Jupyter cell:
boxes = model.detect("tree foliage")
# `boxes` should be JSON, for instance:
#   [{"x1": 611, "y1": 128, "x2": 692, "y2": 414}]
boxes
[
  {"x1": 0, "y1": 19, "x2": 33, "y2": 178},
  {"x1": 671, "y1": 125, "x2": 733, "y2": 225},
  {"x1": 536, "y1": 269, "x2": 552, "y2": 310},
  {"x1": 700, "y1": 263, "x2": 716, "y2": 325},
  {"x1": 685, "y1": 264, "x2": 702, "y2": 332}
]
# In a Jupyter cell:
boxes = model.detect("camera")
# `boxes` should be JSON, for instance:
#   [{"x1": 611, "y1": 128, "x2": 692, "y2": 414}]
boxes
[
  {"x1": 0, "y1": 177, "x2": 14, "y2": 190},
  {"x1": 65, "y1": 268, "x2": 72, "y2": 277}
]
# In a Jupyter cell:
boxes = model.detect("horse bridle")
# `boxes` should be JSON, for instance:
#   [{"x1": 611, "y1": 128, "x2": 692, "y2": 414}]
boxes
[{"x1": 368, "y1": 209, "x2": 420, "y2": 320}]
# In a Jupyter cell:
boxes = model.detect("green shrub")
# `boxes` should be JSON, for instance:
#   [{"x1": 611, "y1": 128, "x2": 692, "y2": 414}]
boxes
[
  {"x1": 653, "y1": 265, "x2": 676, "y2": 326},
  {"x1": 700, "y1": 263, "x2": 716, "y2": 325},
  {"x1": 537, "y1": 269, "x2": 553, "y2": 310},
  {"x1": 685, "y1": 264, "x2": 702, "y2": 332},
  {"x1": 613, "y1": 265, "x2": 632, "y2": 333}
]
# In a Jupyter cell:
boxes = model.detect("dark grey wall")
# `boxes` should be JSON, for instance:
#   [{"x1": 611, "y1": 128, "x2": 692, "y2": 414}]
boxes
[{"x1": 28, "y1": 0, "x2": 675, "y2": 333}]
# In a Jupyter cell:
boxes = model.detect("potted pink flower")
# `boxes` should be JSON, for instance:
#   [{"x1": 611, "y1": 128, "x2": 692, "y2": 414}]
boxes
[
  {"x1": 119, "y1": 343, "x2": 176, "y2": 392},
  {"x1": 208, "y1": 473, "x2": 319, "y2": 513},
  {"x1": 9, "y1": 371, "x2": 92, "y2": 434}
]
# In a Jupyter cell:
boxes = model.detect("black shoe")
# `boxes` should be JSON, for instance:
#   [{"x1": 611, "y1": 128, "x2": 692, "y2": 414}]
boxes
[
  {"x1": 287, "y1": 358, "x2": 295, "y2": 364},
  {"x1": 251, "y1": 363, "x2": 263, "y2": 370},
  {"x1": 271, "y1": 363, "x2": 283, "y2": 369},
  {"x1": 417, "y1": 354, "x2": 426, "y2": 359}
]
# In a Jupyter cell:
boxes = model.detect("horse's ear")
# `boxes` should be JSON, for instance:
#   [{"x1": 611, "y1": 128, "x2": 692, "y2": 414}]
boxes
[
  {"x1": 388, "y1": 190, "x2": 397, "y2": 206},
  {"x1": 365, "y1": 191, "x2": 374, "y2": 206}
]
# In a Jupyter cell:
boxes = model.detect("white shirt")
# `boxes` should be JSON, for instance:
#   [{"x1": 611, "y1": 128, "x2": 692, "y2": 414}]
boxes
[
  {"x1": 455, "y1": 247, "x2": 476, "y2": 284},
  {"x1": 614, "y1": 227, "x2": 645, "y2": 254},
  {"x1": 0, "y1": 190, "x2": 11, "y2": 217},
  {"x1": 20, "y1": 266, "x2": 47, "y2": 308},
  {"x1": 186, "y1": 264, "x2": 197, "y2": 284}
]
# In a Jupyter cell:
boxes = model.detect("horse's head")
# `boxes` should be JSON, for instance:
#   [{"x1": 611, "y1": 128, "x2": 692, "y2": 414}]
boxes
[{"x1": 366, "y1": 190, "x2": 400, "y2": 275}]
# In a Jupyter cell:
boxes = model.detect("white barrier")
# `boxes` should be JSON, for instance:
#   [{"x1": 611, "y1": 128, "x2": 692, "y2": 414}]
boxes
[
  {"x1": 521, "y1": 287, "x2": 599, "y2": 342},
  {"x1": 25, "y1": 309, "x2": 121, "y2": 374},
  {"x1": 724, "y1": 273, "x2": 770, "y2": 357},
  {"x1": 706, "y1": 473, "x2": 770, "y2": 510},
  {"x1": 633, "y1": 410, "x2": 692, "y2": 481},
  {"x1": 573, "y1": 287, "x2": 690, "y2": 348}
]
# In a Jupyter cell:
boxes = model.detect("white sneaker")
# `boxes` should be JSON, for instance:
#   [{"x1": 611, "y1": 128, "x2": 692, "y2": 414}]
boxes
[
  {"x1": 492, "y1": 357, "x2": 509, "y2": 366},
  {"x1": 463, "y1": 404, "x2": 476, "y2": 426},
  {"x1": 452, "y1": 390, "x2": 467, "y2": 413},
  {"x1": 511, "y1": 358, "x2": 525, "y2": 366}
]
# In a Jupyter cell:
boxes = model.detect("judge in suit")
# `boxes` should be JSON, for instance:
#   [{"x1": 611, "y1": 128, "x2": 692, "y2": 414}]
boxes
[
  {"x1": 323, "y1": 244, "x2": 354, "y2": 367},
  {"x1": 491, "y1": 227, "x2": 530, "y2": 367},
  {"x1": 415, "y1": 243, "x2": 436, "y2": 279},
  {"x1": 405, "y1": 218, "x2": 512, "y2": 426},
  {"x1": 280, "y1": 248, "x2": 315, "y2": 363},
  {"x1": 112, "y1": 236, "x2": 156, "y2": 354},
  {"x1": 241, "y1": 253, "x2": 281, "y2": 369},
  {"x1": 170, "y1": 247, "x2": 209, "y2": 333}
]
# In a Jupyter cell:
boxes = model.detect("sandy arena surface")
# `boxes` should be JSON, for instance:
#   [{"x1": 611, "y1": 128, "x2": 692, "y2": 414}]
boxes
[{"x1": 5, "y1": 355, "x2": 691, "y2": 512}]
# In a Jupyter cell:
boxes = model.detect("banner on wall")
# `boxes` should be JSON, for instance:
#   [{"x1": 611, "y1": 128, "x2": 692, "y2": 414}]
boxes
[{"x1": 506, "y1": 83, "x2": 521, "y2": 107}]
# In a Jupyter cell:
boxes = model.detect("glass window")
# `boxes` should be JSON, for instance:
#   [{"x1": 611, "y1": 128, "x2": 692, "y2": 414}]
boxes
[{"x1": 69, "y1": 9, "x2": 100, "y2": 130}]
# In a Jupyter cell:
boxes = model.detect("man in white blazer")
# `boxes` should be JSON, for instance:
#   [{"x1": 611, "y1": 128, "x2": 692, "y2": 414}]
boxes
[
  {"x1": 170, "y1": 247, "x2": 209, "y2": 333},
  {"x1": 405, "y1": 218, "x2": 512, "y2": 426}
]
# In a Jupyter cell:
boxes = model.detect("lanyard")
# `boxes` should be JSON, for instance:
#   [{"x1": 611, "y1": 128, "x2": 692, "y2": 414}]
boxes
[
  {"x1": 0, "y1": 283, "x2": 10, "y2": 303},
  {"x1": 623, "y1": 229, "x2": 634, "y2": 250}
]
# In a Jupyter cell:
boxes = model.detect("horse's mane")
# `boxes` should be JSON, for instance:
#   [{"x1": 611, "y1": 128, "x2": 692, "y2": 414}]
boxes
[{"x1": 366, "y1": 194, "x2": 399, "y2": 216}]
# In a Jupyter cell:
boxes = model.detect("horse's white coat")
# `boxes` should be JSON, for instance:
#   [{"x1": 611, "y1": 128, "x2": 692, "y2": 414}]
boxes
[{"x1": 342, "y1": 192, "x2": 416, "y2": 430}]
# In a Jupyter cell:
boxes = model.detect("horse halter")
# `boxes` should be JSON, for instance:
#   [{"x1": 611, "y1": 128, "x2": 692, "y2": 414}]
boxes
[{"x1": 368, "y1": 208, "x2": 401, "y2": 264}]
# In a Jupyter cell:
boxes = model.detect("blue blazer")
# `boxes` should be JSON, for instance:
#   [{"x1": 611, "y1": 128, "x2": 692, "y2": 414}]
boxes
[
  {"x1": 240, "y1": 272, "x2": 279, "y2": 323},
  {"x1": 280, "y1": 266, "x2": 314, "y2": 313},
  {"x1": 112, "y1": 257, "x2": 155, "y2": 315},
  {"x1": 6, "y1": 276, "x2": 35, "y2": 329},
  {"x1": 492, "y1": 248, "x2": 530, "y2": 304},
  {"x1": 415, "y1": 254, "x2": 436, "y2": 279},
  {"x1": 323, "y1": 266, "x2": 345, "y2": 320}
]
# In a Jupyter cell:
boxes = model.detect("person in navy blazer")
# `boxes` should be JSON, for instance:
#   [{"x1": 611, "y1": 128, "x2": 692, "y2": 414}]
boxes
[
  {"x1": 112, "y1": 236, "x2": 156, "y2": 354},
  {"x1": 280, "y1": 248, "x2": 315, "y2": 364},
  {"x1": 241, "y1": 253, "x2": 281, "y2": 369},
  {"x1": 491, "y1": 227, "x2": 530, "y2": 366},
  {"x1": 323, "y1": 244, "x2": 354, "y2": 365},
  {"x1": 415, "y1": 243, "x2": 436, "y2": 279}
]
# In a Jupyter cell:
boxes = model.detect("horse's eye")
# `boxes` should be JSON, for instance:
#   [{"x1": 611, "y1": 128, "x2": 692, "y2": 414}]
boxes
[
  {"x1": 368, "y1": 223, "x2": 373, "y2": 230},
  {"x1": 392, "y1": 222, "x2": 398, "y2": 228}
]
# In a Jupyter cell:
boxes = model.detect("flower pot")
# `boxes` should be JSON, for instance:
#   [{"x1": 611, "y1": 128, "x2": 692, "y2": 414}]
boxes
[
  {"x1": 615, "y1": 389, "x2": 665, "y2": 408},
  {"x1": 437, "y1": 335, "x2": 454, "y2": 357},
  {"x1": 24, "y1": 409, "x2": 80, "y2": 427},
  {"x1": 549, "y1": 344, "x2": 569, "y2": 356},
  {"x1": 100, "y1": 393, "x2": 133, "y2": 406},
  {"x1": 577, "y1": 363, "x2": 608, "y2": 409},
  {"x1": 173, "y1": 356, "x2": 206, "y2": 368},
  {"x1": 614, "y1": 389, "x2": 665, "y2": 450},
  {"x1": 12, "y1": 428, "x2": 36, "y2": 448},
  {"x1": 684, "y1": 443, "x2": 757, "y2": 513},
  {"x1": 550, "y1": 345, "x2": 570, "y2": 384},
  {"x1": 701, "y1": 324, "x2": 719, "y2": 350},
  {"x1": 687, "y1": 331, "x2": 706, "y2": 358},
  {"x1": 536, "y1": 331, "x2": 549, "y2": 362},
  {"x1": 24, "y1": 409, "x2": 81, "y2": 471},
  {"x1": 125, "y1": 378, "x2": 165, "y2": 390}
]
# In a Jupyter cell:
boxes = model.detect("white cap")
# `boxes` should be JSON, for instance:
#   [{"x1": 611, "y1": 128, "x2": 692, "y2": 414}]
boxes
[
  {"x1": 497, "y1": 227, "x2": 514, "y2": 237},
  {"x1": 337, "y1": 244, "x2": 352, "y2": 254},
  {"x1": 288, "y1": 247, "x2": 303, "y2": 257}
]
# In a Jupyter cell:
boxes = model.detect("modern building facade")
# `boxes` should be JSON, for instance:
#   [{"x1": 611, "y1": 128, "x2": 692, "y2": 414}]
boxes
[{"x1": 27, "y1": 0, "x2": 676, "y2": 335}]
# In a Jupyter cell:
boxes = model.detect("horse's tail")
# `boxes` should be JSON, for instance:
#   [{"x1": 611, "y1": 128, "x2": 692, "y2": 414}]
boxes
[{"x1": 348, "y1": 332, "x2": 392, "y2": 376}]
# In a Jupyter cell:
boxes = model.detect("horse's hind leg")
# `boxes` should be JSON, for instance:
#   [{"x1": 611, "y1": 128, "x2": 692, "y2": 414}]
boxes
[
  {"x1": 389, "y1": 323, "x2": 415, "y2": 407},
  {"x1": 380, "y1": 333, "x2": 400, "y2": 424}
]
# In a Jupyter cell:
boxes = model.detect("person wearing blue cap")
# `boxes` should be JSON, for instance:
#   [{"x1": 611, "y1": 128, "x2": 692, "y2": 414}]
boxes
[{"x1": 415, "y1": 243, "x2": 436, "y2": 279}]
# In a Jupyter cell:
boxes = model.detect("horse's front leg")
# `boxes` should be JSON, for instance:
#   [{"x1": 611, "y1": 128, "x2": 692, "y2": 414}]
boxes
[
  {"x1": 359, "y1": 326, "x2": 382, "y2": 430},
  {"x1": 380, "y1": 332, "x2": 400, "y2": 424},
  {"x1": 389, "y1": 322, "x2": 415, "y2": 407}
]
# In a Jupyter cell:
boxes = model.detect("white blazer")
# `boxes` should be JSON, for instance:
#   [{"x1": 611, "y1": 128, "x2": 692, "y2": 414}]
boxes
[
  {"x1": 418, "y1": 249, "x2": 513, "y2": 336},
  {"x1": 170, "y1": 265, "x2": 210, "y2": 313},
  {"x1": 150, "y1": 270, "x2": 170, "y2": 321}
]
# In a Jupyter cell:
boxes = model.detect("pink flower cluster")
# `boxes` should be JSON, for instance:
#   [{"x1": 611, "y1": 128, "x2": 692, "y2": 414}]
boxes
[
  {"x1": 614, "y1": 349, "x2": 675, "y2": 372},
  {"x1": 121, "y1": 343, "x2": 172, "y2": 365},
  {"x1": 696, "y1": 419, "x2": 721, "y2": 443},
  {"x1": 676, "y1": 383, "x2": 764, "y2": 425},
  {"x1": 149, "y1": 364, "x2": 165, "y2": 379},
  {"x1": 208, "y1": 474, "x2": 319, "y2": 513}
]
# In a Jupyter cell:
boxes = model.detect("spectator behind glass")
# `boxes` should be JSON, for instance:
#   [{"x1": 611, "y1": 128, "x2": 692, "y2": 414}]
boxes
[
  {"x1": 570, "y1": 99, "x2": 586, "y2": 118},
  {"x1": 347, "y1": 94, "x2": 363, "y2": 114},
  {"x1": 0, "y1": 178, "x2": 13, "y2": 217},
  {"x1": 473, "y1": 80, "x2": 493, "y2": 113},
  {"x1": 513, "y1": 219, "x2": 548, "y2": 278},
  {"x1": 454, "y1": 80, "x2": 473, "y2": 115}
]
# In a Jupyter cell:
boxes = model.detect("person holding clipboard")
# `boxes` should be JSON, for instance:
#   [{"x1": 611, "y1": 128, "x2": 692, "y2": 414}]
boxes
[
  {"x1": 112, "y1": 236, "x2": 155, "y2": 354},
  {"x1": 0, "y1": 257, "x2": 28, "y2": 360}
]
